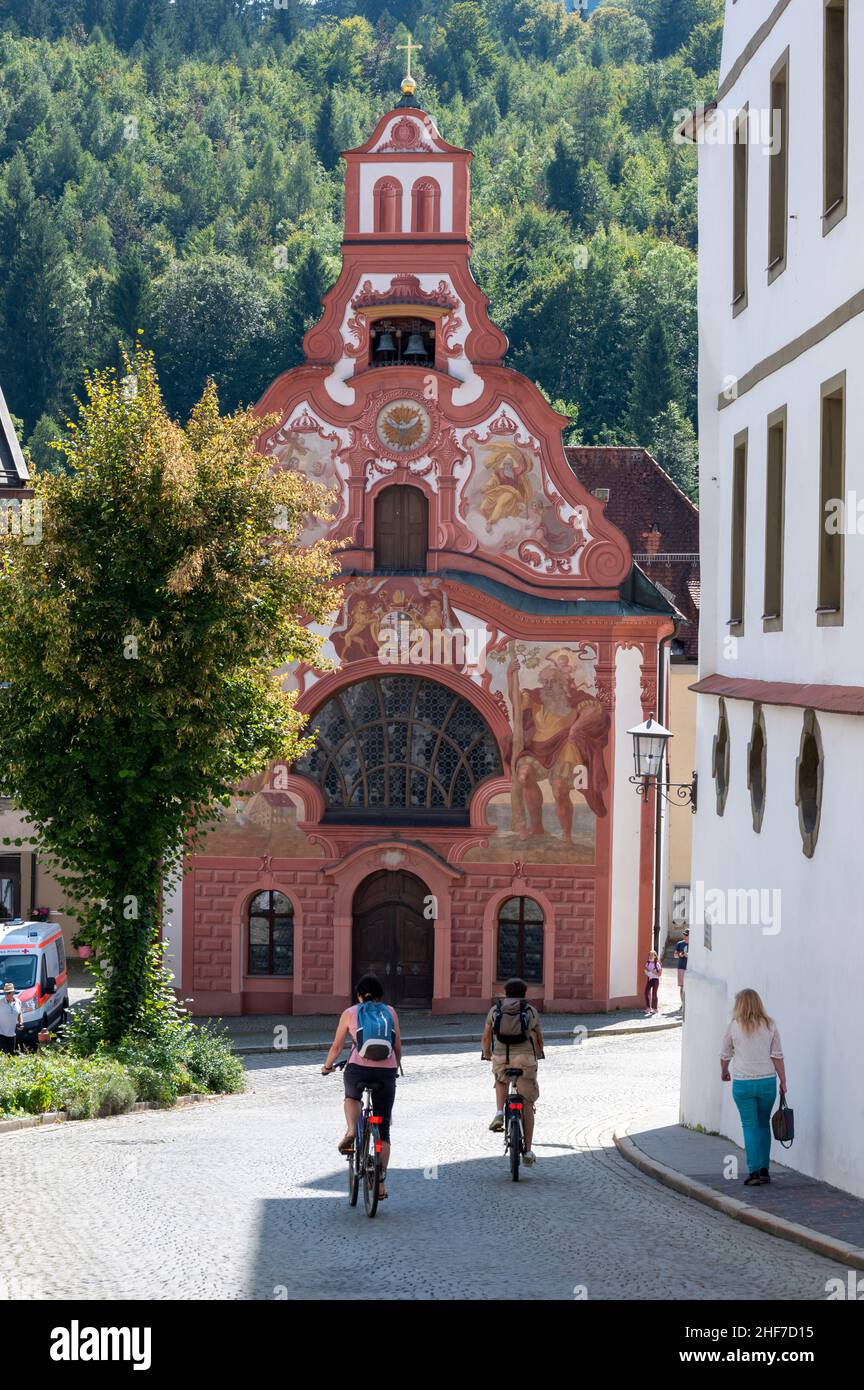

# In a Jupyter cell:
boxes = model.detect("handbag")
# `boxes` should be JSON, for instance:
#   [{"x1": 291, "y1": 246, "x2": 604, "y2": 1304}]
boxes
[{"x1": 771, "y1": 1092, "x2": 794, "y2": 1148}]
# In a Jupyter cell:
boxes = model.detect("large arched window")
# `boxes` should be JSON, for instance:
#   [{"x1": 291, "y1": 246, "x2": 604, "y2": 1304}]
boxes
[
  {"x1": 247, "y1": 891, "x2": 294, "y2": 976},
  {"x1": 374, "y1": 176, "x2": 402, "y2": 233},
  {"x1": 293, "y1": 675, "x2": 502, "y2": 826},
  {"x1": 374, "y1": 484, "x2": 428, "y2": 570},
  {"x1": 496, "y1": 896, "x2": 544, "y2": 983},
  {"x1": 412, "y1": 177, "x2": 441, "y2": 233}
]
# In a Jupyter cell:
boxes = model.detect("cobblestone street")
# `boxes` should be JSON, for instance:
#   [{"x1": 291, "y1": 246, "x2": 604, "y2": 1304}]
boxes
[{"x1": 1, "y1": 1029, "x2": 848, "y2": 1301}]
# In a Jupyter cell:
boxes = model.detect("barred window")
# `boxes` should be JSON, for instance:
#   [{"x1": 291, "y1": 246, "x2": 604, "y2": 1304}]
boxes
[
  {"x1": 496, "y1": 896, "x2": 544, "y2": 984},
  {"x1": 247, "y1": 891, "x2": 294, "y2": 977}
]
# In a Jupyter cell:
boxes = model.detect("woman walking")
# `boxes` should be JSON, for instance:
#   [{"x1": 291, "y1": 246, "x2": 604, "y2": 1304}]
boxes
[
  {"x1": 720, "y1": 988, "x2": 787, "y2": 1186},
  {"x1": 643, "y1": 949, "x2": 662, "y2": 1015}
]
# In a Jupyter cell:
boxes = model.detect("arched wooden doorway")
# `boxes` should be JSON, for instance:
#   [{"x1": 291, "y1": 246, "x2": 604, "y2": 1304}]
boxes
[
  {"x1": 352, "y1": 870, "x2": 432, "y2": 1007},
  {"x1": 374, "y1": 484, "x2": 428, "y2": 570}
]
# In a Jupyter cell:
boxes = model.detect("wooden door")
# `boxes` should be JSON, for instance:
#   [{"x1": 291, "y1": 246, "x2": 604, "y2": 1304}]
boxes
[
  {"x1": 352, "y1": 871, "x2": 433, "y2": 1007},
  {"x1": 374, "y1": 485, "x2": 428, "y2": 570}
]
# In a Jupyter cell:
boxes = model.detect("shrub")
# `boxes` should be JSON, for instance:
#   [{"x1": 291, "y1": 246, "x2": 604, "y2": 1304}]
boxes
[
  {"x1": 91, "y1": 1063, "x2": 137, "y2": 1117},
  {"x1": 183, "y1": 1025, "x2": 245, "y2": 1095},
  {"x1": 127, "y1": 1064, "x2": 178, "y2": 1107}
]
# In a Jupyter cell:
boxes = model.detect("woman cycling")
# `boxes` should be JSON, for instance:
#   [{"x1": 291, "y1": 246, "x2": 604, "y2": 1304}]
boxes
[{"x1": 322, "y1": 974, "x2": 401, "y2": 1200}]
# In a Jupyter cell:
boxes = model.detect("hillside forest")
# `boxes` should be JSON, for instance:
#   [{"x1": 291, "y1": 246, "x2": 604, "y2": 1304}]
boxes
[{"x1": 0, "y1": 0, "x2": 723, "y2": 498}]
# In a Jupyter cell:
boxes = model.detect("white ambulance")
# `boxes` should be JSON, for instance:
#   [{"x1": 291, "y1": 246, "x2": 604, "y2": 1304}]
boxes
[{"x1": 0, "y1": 920, "x2": 69, "y2": 1043}]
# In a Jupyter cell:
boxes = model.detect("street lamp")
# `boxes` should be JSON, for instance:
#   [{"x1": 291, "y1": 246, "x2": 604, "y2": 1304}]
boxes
[{"x1": 627, "y1": 714, "x2": 697, "y2": 812}]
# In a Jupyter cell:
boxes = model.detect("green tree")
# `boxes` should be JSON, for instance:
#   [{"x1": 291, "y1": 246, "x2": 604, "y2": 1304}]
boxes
[
  {"x1": 25, "y1": 413, "x2": 66, "y2": 475},
  {"x1": 647, "y1": 400, "x2": 698, "y2": 500},
  {"x1": 0, "y1": 201, "x2": 89, "y2": 429},
  {"x1": 627, "y1": 312, "x2": 682, "y2": 441},
  {"x1": 315, "y1": 89, "x2": 342, "y2": 171},
  {"x1": 146, "y1": 253, "x2": 279, "y2": 418},
  {"x1": 0, "y1": 351, "x2": 339, "y2": 1043}
]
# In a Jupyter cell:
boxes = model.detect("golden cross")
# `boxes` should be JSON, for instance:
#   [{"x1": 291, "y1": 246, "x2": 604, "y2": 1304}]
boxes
[{"x1": 398, "y1": 34, "x2": 422, "y2": 80}]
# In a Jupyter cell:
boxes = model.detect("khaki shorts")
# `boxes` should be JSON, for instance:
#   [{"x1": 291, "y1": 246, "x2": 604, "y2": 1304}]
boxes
[{"x1": 492, "y1": 1047, "x2": 539, "y2": 1105}]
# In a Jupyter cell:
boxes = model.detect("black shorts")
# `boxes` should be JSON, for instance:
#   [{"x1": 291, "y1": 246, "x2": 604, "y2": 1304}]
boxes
[
  {"x1": 677, "y1": 959, "x2": 688, "y2": 971},
  {"x1": 343, "y1": 1064, "x2": 397, "y2": 1142}
]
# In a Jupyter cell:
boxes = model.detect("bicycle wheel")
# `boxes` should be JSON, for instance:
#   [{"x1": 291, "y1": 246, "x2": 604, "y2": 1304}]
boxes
[
  {"x1": 509, "y1": 1116, "x2": 522, "y2": 1182},
  {"x1": 362, "y1": 1125, "x2": 381, "y2": 1218},
  {"x1": 347, "y1": 1121, "x2": 361, "y2": 1207}
]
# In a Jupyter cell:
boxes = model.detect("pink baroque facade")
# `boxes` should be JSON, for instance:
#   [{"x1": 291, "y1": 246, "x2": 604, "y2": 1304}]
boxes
[{"x1": 179, "y1": 92, "x2": 678, "y2": 1017}]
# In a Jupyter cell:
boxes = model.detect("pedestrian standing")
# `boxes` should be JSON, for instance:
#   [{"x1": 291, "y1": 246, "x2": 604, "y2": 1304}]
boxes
[
  {"x1": 674, "y1": 928, "x2": 689, "y2": 1004},
  {"x1": 0, "y1": 982, "x2": 23, "y2": 1055},
  {"x1": 643, "y1": 949, "x2": 662, "y2": 1015},
  {"x1": 721, "y1": 988, "x2": 787, "y2": 1186}
]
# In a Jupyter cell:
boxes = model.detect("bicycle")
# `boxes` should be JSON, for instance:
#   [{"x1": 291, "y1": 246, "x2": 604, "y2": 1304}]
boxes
[
  {"x1": 502, "y1": 1066, "x2": 526, "y2": 1182},
  {"x1": 331, "y1": 1059, "x2": 390, "y2": 1217}
]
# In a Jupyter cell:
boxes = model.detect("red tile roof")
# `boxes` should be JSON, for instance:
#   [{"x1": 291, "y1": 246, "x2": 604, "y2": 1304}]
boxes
[{"x1": 566, "y1": 447, "x2": 700, "y2": 661}]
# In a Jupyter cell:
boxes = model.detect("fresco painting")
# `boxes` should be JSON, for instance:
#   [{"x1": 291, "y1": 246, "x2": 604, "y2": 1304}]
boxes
[
  {"x1": 270, "y1": 424, "x2": 344, "y2": 545},
  {"x1": 460, "y1": 436, "x2": 585, "y2": 560},
  {"x1": 467, "y1": 641, "x2": 610, "y2": 864},
  {"x1": 200, "y1": 774, "x2": 324, "y2": 858}
]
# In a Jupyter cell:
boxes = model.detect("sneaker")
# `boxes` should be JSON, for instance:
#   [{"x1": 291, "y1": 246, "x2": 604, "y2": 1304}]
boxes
[
  {"x1": 522, "y1": 1151, "x2": 536, "y2": 1166},
  {"x1": 759, "y1": 1168, "x2": 771, "y2": 1184},
  {"x1": 743, "y1": 1172, "x2": 762, "y2": 1186},
  {"x1": 489, "y1": 1111, "x2": 505, "y2": 1132}
]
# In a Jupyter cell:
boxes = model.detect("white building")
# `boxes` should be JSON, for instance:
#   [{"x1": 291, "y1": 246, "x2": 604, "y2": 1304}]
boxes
[{"x1": 681, "y1": 0, "x2": 863, "y2": 1196}]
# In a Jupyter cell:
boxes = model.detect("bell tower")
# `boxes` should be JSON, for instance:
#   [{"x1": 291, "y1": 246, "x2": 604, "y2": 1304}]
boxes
[{"x1": 342, "y1": 79, "x2": 471, "y2": 243}]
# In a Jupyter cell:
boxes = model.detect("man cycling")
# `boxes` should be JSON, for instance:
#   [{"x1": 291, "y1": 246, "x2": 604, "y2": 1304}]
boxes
[
  {"x1": 481, "y1": 977, "x2": 545, "y2": 1166},
  {"x1": 322, "y1": 974, "x2": 401, "y2": 1201}
]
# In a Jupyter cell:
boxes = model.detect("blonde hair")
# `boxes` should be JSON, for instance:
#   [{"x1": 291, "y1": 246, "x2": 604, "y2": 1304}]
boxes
[
  {"x1": 647, "y1": 949, "x2": 658, "y2": 961},
  {"x1": 732, "y1": 988, "x2": 773, "y2": 1034}
]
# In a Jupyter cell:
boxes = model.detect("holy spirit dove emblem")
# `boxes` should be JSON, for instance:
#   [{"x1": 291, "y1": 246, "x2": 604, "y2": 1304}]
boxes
[{"x1": 375, "y1": 399, "x2": 432, "y2": 455}]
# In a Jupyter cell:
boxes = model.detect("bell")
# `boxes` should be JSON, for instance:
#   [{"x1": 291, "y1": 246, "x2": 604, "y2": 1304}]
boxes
[
  {"x1": 404, "y1": 332, "x2": 427, "y2": 360},
  {"x1": 376, "y1": 331, "x2": 396, "y2": 354}
]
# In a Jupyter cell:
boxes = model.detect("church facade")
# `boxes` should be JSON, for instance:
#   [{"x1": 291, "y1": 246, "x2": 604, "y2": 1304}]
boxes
[{"x1": 177, "y1": 86, "x2": 678, "y2": 1017}]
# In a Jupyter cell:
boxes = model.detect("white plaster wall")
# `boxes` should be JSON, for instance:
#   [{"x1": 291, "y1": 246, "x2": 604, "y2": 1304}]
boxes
[
  {"x1": 688, "y1": 0, "x2": 864, "y2": 1196},
  {"x1": 359, "y1": 162, "x2": 454, "y2": 234},
  {"x1": 719, "y1": 1, "x2": 787, "y2": 87},
  {"x1": 608, "y1": 646, "x2": 643, "y2": 999},
  {"x1": 162, "y1": 870, "x2": 183, "y2": 990},
  {"x1": 682, "y1": 700, "x2": 864, "y2": 1196}
]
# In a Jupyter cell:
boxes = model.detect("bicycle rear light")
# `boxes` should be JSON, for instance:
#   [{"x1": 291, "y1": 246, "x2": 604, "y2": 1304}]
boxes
[{"x1": 370, "y1": 1115, "x2": 382, "y2": 1124}]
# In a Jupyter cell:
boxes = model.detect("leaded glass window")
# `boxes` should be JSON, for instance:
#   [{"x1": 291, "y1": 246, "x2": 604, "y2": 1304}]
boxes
[
  {"x1": 293, "y1": 676, "x2": 502, "y2": 824},
  {"x1": 496, "y1": 896, "x2": 544, "y2": 983},
  {"x1": 247, "y1": 891, "x2": 294, "y2": 977}
]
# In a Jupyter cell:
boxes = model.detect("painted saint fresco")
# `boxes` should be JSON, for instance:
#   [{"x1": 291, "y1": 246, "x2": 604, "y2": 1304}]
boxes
[
  {"x1": 467, "y1": 641, "x2": 610, "y2": 864},
  {"x1": 269, "y1": 422, "x2": 344, "y2": 545},
  {"x1": 330, "y1": 576, "x2": 478, "y2": 671},
  {"x1": 460, "y1": 436, "x2": 585, "y2": 560},
  {"x1": 199, "y1": 772, "x2": 324, "y2": 858}
]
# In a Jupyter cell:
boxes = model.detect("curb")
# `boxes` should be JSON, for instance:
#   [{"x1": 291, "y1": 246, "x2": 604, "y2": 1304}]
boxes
[
  {"x1": 614, "y1": 1127, "x2": 864, "y2": 1272},
  {"x1": 234, "y1": 1019, "x2": 682, "y2": 1056},
  {"x1": 0, "y1": 1092, "x2": 216, "y2": 1138}
]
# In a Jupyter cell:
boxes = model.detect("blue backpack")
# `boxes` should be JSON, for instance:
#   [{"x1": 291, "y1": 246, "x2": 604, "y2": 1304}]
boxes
[{"x1": 355, "y1": 1001, "x2": 394, "y2": 1061}]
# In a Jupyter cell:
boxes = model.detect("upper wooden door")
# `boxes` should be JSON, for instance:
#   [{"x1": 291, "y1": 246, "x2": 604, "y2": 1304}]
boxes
[{"x1": 374, "y1": 485, "x2": 428, "y2": 570}]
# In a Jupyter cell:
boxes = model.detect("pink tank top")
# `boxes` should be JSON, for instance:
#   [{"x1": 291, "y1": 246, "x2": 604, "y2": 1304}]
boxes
[{"x1": 346, "y1": 1003, "x2": 398, "y2": 1068}]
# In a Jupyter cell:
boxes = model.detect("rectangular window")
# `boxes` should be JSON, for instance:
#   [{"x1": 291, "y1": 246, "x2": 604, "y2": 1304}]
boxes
[
  {"x1": 730, "y1": 432, "x2": 748, "y2": 633},
  {"x1": 768, "y1": 53, "x2": 789, "y2": 281},
  {"x1": 824, "y1": 0, "x2": 848, "y2": 232},
  {"x1": 763, "y1": 408, "x2": 786, "y2": 630},
  {"x1": 0, "y1": 856, "x2": 20, "y2": 922},
  {"x1": 732, "y1": 106, "x2": 749, "y2": 314},
  {"x1": 818, "y1": 374, "x2": 845, "y2": 624}
]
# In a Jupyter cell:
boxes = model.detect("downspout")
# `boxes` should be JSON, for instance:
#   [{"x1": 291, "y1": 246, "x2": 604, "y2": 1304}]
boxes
[{"x1": 653, "y1": 626, "x2": 676, "y2": 954}]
